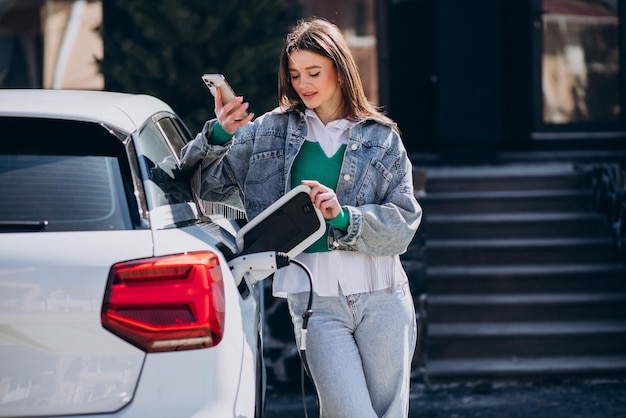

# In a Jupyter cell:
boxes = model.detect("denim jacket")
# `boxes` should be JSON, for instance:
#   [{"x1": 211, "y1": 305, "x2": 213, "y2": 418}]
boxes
[{"x1": 180, "y1": 108, "x2": 422, "y2": 256}]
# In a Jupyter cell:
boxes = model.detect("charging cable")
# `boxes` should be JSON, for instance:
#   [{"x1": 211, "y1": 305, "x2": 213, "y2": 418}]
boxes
[
  {"x1": 288, "y1": 258, "x2": 314, "y2": 351},
  {"x1": 285, "y1": 257, "x2": 316, "y2": 418},
  {"x1": 228, "y1": 251, "x2": 316, "y2": 417}
]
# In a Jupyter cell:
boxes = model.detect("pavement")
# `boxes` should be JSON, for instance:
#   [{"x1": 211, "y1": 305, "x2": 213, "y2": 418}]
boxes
[{"x1": 264, "y1": 378, "x2": 626, "y2": 417}]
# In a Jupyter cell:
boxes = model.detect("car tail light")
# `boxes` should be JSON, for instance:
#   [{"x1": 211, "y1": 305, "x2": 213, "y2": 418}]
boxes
[{"x1": 102, "y1": 251, "x2": 225, "y2": 353}]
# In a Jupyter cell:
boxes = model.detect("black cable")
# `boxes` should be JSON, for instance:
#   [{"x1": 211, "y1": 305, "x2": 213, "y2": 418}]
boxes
[
  {"x1": 283, "y1": 256, "x2": 317, "y2": 418},
  {"x1": 289, "y1": 258, "x2": 314, "y2": 340}
]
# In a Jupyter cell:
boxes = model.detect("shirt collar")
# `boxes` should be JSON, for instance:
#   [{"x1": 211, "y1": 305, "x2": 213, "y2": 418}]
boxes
[{"x1": 305, "y1": 109, "x2": 354, "y2": 131}]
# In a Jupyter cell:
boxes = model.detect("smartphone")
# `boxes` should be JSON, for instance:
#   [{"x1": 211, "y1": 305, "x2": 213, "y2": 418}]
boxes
[{"x1": 202, "y1": 73, "x2": 249, "y2": 121}]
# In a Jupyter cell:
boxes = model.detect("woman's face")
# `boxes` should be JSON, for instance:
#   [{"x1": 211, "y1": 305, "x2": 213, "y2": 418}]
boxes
[{"x1": 288, "y1": 49, "x2": 342, "y2": 123}]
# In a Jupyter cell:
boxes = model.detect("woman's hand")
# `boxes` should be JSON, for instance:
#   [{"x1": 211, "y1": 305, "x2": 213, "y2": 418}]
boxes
[
  {"x1": 214, "y1": 87, "x2": 254, "y2": 134},
  {"x1": 301, "y1": 180, "x2": 342, "y2": 220}
]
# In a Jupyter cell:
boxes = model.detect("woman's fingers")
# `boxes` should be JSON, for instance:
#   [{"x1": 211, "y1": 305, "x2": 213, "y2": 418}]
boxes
[
  {"x1": 214, "y1": 89, "x2": 253, "y2": 134},
  {"x1": 301, "y1": 180, "x2": 341, "y2": 219}
]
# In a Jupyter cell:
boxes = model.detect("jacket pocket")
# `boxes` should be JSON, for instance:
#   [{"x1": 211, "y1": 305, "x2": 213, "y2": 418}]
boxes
[
  {"x1": 245, "y1": 149, "x2": 285, "y2": 212},
  {"x1": 356, "y1": 158, "x2": 392, "y2": 205}
]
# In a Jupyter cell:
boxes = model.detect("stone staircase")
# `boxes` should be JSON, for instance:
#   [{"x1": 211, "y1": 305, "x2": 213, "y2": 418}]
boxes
[{"x1": 416, "y1": 163, "x2": 626, "y2": 382}]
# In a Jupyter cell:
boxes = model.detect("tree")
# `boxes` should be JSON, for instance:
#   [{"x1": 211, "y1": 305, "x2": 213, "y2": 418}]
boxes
[{"x1": 100, "y1": 0, "x2": 289, "y2": 133}]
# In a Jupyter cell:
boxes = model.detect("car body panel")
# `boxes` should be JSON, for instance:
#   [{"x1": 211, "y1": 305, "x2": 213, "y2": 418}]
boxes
[
  {"x1": 150, "y1": 225, "x2": 260, "y2": 417},
  {"x1": 0, "y1": 90, "x2": 172, "y2": 134},
  {"x1": 0, "y1": 90, "x2": 263, "y2": 417},
  {"x1": 0, "y1": 231, "x2": 152, "y2": 416}
]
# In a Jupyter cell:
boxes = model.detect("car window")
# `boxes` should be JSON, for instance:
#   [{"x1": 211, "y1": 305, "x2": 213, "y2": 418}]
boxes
[
  {"x1": 134, "y1": 116, "x2": 193, "y2": 211},
  {"x1": 156, "y1": 117, "x2": 189, "y2": 164},
  {"x1": 0, "y1": 155, "x2": 133, "y2": 232},
  {"x1": 0, "y1": 116, "x2": 141, "y2": 232}
]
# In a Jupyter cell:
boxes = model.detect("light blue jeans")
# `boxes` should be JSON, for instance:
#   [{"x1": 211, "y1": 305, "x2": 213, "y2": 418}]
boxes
[{"x1": 287, "y1": 282, "x2": 417, "y2": 418}]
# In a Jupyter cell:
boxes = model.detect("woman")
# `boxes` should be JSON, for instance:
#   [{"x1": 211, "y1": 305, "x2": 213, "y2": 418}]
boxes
[{"x1": 181, "y1": 18, "x2": 422, "y2": 418}]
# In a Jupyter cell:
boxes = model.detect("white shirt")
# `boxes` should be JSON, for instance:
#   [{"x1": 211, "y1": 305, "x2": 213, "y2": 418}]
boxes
[
  {"x1": 304, "y1": 109, "x2": 352, "y2": 157},
  {"x1": 273, "y1": 251, "x2": 409, "y2": 297},
  {"x1": 271, "y1": 110, "x2": 408, "y2": 297}
]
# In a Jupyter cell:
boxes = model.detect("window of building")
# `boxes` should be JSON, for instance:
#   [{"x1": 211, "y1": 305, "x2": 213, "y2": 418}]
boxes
[{"x1": 541, "y1": 0, "x2": 620, "y2": 124}]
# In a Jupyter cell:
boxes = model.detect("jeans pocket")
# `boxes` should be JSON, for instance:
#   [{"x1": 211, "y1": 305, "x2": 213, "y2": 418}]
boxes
[
  {"x1": 394, "y1": 281, "x2": 410, "y2": 298},
  {"x1": 287, "y1": 292, "x2": 310, "y2": 319}
]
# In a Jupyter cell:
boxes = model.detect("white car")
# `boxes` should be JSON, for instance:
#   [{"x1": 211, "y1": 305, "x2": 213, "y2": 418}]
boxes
[{"x1": 0, "y1": 89, "x2": 300, "y2": 417}]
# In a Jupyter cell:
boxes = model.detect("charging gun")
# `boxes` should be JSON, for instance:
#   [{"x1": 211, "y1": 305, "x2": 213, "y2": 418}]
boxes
[{"x1": 228, "y1": 251, "x2": 290, "y2": 286}]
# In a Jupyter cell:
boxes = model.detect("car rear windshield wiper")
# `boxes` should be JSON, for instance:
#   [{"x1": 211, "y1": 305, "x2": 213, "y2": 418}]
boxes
[{"x1": 0, "y1": 220, "x2": 49, "y2": 232}]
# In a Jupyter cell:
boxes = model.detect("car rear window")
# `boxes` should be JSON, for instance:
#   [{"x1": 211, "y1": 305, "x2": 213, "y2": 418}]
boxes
[{"x1": 0, "y1": 155, "x2": 133, "y2": 232}]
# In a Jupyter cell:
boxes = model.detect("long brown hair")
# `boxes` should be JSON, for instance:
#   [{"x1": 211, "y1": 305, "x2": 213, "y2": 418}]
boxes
[{"x1": 278, "y1": 18, "x2": 396, "y2": 127}]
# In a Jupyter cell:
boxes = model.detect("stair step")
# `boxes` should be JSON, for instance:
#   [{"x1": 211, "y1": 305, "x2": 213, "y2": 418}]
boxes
[
  {"x1": 427, "y1": 321, "x2": 626, "y2": 359},
  {"x1": 430, "y1": 292, "x2": 626, "y2": 305},
  {"x1": 424, "y1": 164, "x2": 587, "y2": 193},
  {"x1": 429, "y1": 320, "x2": 626, "y2": 337},
  {"x1": 426, "y1": 237, "x2": 616, "y2": 265},
  {"x1": 420, "y1": 189, "x2": 591, "y2": 214},
  {"x1": 424, "y1": 355, "x2": 626, "y2": 382},
  {"x1": 426, "y1": 212, "x2": 606, "y2": 239},
  {"x1": 426, "y1": 263, "x2": 626, "y2": 294},
  {"x1": 428, "y1": 292, "x2": 626, "y2": 322},
  {"x1": 417, "y1": 162, "x2": 625, "y2": 382}
]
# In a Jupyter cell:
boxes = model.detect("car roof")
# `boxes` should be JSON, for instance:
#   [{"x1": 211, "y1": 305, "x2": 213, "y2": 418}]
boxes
[{"x1": 0, "y1": 89, "x2": 175, "y2": 134}]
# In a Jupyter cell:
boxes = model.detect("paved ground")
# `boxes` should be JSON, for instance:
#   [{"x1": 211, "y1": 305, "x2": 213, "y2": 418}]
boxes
[{"x1": 264, "y1": 378, "x2": 626, "y2": 417}]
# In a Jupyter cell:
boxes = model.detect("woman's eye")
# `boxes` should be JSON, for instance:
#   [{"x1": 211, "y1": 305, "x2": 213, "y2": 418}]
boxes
[
  {"x1": 290, "y1": 74, "x2": 299, "y2": 80},
  {"x1": 310, "y1": 72, "x2": 320, "y2": 77}
]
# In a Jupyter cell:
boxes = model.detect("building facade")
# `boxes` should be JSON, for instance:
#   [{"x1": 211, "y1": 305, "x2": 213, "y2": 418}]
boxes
[
  {"x1": 2, "y1": 0, "x2": 625, "y2": 157},
  {"x1": 380, "y1": 0, "x2": 626, "y2": 156}
]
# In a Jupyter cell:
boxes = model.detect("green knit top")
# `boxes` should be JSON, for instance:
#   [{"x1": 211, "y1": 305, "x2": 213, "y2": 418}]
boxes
[{"x1": 291, "y1": 140, "x2": 349, "y2": 252}]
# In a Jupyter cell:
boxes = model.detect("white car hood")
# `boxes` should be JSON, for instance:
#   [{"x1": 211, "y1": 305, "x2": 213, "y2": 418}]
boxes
[{"x1": 0, "y1": 231, "x2": 153, "y2": 417}]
